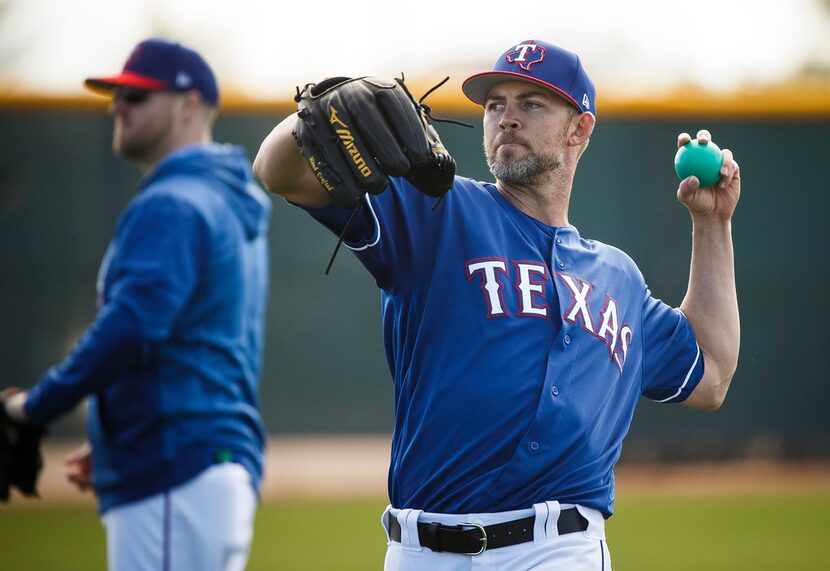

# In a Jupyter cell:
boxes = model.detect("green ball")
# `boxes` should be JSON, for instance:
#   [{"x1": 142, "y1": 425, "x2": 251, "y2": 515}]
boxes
[{"x1": 674, "y1": 140, "x2": 724, "y2": 188}]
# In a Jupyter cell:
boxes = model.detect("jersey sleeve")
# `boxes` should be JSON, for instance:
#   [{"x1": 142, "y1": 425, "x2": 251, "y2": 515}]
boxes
[
  {"x1": 107, "y1": 192, "x2": 205, "y2": 340},
  {"x1": 299, "y1": 177, "x2": 443, "y2": 290},
  {"x1": 641, "y1": 288, "x2": 704, "y2": 403},
  {"x1": 23, "y1": 303, "x2": 142, "y2": 425}
]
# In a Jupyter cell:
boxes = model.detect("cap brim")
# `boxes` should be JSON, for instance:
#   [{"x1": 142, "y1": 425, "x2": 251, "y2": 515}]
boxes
[
  {"x1": 462, "y1": 71, "x2": 581, "y2": 111},
  {"x1": 83, "y1": 71, "x2": 167, "y2": 95}
]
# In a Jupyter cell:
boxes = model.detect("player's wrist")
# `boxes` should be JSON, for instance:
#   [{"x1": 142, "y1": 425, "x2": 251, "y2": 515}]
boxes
[{"x1": 690, "y1": 215, "x2": 733, "y2": 234}]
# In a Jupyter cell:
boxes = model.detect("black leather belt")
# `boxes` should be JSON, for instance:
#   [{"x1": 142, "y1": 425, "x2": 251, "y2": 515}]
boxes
[{"x1": 387, "y1": 507, "x2": 588, "y2": 555}]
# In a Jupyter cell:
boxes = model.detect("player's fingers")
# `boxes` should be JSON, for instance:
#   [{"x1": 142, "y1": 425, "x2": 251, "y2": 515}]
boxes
[
  {"x1": 77, "y1": 473, "x2": 92, "y2": 490},
  {"x1": 67, "y1": 473, "x2": 91, "y2": 491},
  {"x1": 677, "y1": 132, "x2": 691, "y2": 148},
  {"x1": 717, "y1": 148, "x2": 735, "y2": 188},
  {"x1": 345, "y1": 81, "x2": 413, "y2": 174},
  {"x1": 64, "y1": 443, "x2": 90, "y2": 463},
  {"x1": 66, "y1": 461, "x2": 92, "y2": 490},
  {"x1": 696, "y1": 130, "x2": 711, "y2": 144},
  {"x1": 66, "y1": 465, "x2": 82, "y2": 483},
  {"x1": 677, "y1": 175, "x2": 700, "y2": 203}
]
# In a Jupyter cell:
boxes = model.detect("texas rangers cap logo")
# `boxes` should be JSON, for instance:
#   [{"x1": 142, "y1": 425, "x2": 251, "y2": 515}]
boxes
[{"x1": 505, "y1": 42, "x2": 545, "y2": 72}]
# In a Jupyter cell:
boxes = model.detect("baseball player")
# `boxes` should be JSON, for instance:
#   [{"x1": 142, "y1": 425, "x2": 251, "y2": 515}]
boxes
[
  {"x1": 254, "y1": 38, "x2": 740, "y2": 569},
  {"x1": 2, "y1": 39, "x2": 272, "y2": 571}
]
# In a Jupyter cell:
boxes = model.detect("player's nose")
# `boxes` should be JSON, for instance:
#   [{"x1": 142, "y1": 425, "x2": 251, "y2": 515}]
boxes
[
  {"x1": 498, "y1": 106, "x2": 521, "y2": 130},
  {"x1": 109, "y1": 97, "x2": 127, "y2": 116}
]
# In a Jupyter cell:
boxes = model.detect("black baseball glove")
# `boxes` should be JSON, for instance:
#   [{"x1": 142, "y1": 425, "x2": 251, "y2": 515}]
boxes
[
  {"x1": 293, "y1": 76, "x2": 456, "y2": 209},
  {"x1": 0, "y1": 395, "x2": 45, "y2": 502}
]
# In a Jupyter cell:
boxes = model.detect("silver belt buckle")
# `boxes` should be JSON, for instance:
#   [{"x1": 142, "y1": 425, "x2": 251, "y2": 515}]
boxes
[{"x1": 459, "y1": 522, "x2": 487, "y2": 556}]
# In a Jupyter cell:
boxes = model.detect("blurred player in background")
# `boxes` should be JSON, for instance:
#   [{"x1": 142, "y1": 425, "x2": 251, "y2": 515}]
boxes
[
  {"x1": 2, "y1": 38, "x2": 272, "y2": 571},
  {"x1": 254, "y1": 38, "x2": 740, "y2": 569}
]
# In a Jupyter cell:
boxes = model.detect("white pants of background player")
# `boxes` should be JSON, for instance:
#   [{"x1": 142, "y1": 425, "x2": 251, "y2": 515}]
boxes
[
  {"x1": 101, "y1": 463, "x2": 257, "y2": 571},
  {"x1": 382, "y1": 502, "x2": 611, "y2": 570}
]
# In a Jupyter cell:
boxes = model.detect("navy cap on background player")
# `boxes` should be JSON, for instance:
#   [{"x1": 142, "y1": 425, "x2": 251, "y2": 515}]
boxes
[
  {"x1": 463, "y1": 39, "x2": 596, "y2": 116},
  {"x1": 84, "y1": 38, "x2": 219, "y2": 106}
]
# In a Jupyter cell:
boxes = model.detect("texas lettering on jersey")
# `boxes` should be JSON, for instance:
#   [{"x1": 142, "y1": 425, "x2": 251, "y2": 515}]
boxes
[{"x1": 465, "y1": 259, "x2": 634, "y2": 373}]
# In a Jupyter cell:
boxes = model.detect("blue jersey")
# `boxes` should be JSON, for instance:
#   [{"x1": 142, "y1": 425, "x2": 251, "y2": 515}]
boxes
[
  {"x1": 25, "y1": 144, "x2": 272, "y2": 512},
  {"x1": 303, "y1": 176, "x2": 702, "y2": 518}
]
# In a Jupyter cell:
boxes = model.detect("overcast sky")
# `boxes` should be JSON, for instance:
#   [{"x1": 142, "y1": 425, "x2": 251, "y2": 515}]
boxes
[{"x1": 1, "y1": 0, "x2": 828, "y2": 100}]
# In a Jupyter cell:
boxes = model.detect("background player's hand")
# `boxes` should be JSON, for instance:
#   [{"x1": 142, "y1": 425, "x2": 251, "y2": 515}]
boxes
[
  {"x1": 1, "y1": 387, "x2": 28, "y2": 423},
  {"x1": 676, "y1": 130, "x2": 740, "y2": 221},
  {"x1": 64, "y1": 442, "x2": 93, "y2": 492}
]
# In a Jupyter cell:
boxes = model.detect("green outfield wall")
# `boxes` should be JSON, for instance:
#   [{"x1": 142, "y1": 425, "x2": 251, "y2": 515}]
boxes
[{"x1": 1, "y1": 107, "x2": 827, "y2": 460}]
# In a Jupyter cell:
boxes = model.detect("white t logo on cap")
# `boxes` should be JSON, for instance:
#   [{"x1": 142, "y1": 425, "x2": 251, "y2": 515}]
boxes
[
  {"x1": 582, "y1": 94, "x2": 590, "y2": 109},
  {"x1": 506, "y1": 42, "x2": 546, "y2": 72},
  {"x1": 510, "y1": 42, "x2": 539, "y2": 62}
]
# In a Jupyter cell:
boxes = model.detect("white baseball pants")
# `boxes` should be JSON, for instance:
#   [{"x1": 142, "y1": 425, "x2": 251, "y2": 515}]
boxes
[{"x1": 101, "y1": 463, "x2": 257, "y2": 571}]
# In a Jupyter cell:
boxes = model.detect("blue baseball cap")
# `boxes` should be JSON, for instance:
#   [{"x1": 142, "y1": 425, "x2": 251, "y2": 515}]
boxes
[
  {"x1": 463, "y1": 39, "x2": 596, "y2": 115},
  {"x1": 84, "y1": 38, "x2": 219, "y2": 106}
]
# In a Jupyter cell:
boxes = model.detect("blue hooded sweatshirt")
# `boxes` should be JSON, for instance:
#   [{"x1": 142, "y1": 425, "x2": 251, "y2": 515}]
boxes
[{"x1": 25, "y1": 144, "x2": 272, "y2": 512}]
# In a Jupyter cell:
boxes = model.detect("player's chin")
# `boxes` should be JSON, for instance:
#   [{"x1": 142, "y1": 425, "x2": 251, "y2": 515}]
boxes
[
  {"x1": 115, "y1": 137, "x2": 147, "y2": 161},
  {"x1": 112, "y1": 127, "x2": 129, "y2": 155},
  {"x1": 498, "y1": 145, "x2": 533, "y2": 164},
  {"x1": 505, "y1": 146, "x2": 534, "y2": 164}
]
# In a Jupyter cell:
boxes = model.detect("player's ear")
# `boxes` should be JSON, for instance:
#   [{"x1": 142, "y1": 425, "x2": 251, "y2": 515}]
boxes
[
  {"x1": 181, "y1": 90, "x2": 215, "y2": 125},
  {"x1": 181, "y1": 90, "x2": 206, "y2": 113},
  {"x1": 569, "y1": 112, "x2": 595, "y2": 147}
]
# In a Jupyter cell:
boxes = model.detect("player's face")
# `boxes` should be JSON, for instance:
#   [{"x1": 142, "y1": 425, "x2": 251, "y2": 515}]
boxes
[
  {"x1": 109, "y1": 88, "x2": 183, "y2": 164},
  {"x1": 483, "y1": 81, "x2": 575, "y2": 185}
]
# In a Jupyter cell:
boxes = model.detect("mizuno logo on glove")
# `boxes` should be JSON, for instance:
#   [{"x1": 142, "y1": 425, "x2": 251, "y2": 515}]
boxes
[{"x1": 329, "y1": 106, "x2": 372, "y2": 178}]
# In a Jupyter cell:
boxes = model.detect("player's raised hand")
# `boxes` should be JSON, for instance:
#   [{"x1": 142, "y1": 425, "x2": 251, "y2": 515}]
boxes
[{"x1": 676, "y1": 130, "x2": 741, "y2": 221}]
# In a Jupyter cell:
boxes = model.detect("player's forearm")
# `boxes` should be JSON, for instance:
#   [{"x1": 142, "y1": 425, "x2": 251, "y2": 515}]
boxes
[
  {"x1": 253, "y1": 113, "x2": 331, "y2": 207},
  {"x1": 680, "y1": 218, "x2": 740, "y2": 410},
  {"x1": 24, "y1": 303, "x2": 143, "y2": 425}
]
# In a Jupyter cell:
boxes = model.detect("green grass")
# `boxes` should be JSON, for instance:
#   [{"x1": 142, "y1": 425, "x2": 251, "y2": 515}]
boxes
[
  {"x1": 246, "y1": 498, "x2": 389, "y2": 570},
  {"x1": 607, "y1": 495, "x2": 829, "y2": 570},
  {"x1": 1, "y1": 494, "x2": 827, "y2": 570},
  {"x1": 0, "y1": 504, "x2": 106, "y2": 570}
]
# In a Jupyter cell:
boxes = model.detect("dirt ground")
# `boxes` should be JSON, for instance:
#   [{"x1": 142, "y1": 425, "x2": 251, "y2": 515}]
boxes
[{"x1": 23, "y1": 437, "x2": 830, "y2": 505}]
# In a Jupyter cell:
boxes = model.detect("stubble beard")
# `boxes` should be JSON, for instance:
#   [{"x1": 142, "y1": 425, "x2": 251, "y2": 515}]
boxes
[
  {"x1": 485, "y1": 119, "x2": 572, "y2": 186},
  {"x1": 112, "y1": 120, "x2": 146, "y2": 161},
  {"x1": 486, "y1": 149, "x2": 563, "y2": 186},
  {"x1": 112, "y1": 106, "x2": 173, "y2": 164},
  {"x1": 115, "y1": 139, "x2": 149, "y2": 162},
  {"x1": 485, "y1": 131, "x2": 568, "y2": 186},
  {"x1": 112, "y1": 122, "x2": 163, "y2": 163}
]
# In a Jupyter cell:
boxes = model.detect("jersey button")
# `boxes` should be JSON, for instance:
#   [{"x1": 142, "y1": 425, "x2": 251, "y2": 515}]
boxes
[
  {"x1": 551, "y1": 385, "x2": 559, "y2": 397},
  {"x1": 557, "y1": 260, "x2": 565, "y2": 268},
  {"x1": 564, "y1": 335, "x2": 571, "y2": 345},
  {"x1": 529, "y1": 441, "x2": 540, "y2": 452},
  {"x1": 555, "y1": 237, "x2": 562, "y2": 244}
]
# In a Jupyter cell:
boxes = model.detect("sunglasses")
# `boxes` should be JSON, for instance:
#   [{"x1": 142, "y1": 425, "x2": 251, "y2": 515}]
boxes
[{"x1": 113, "y1": 88, "x2": 154, "y2": 105}]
